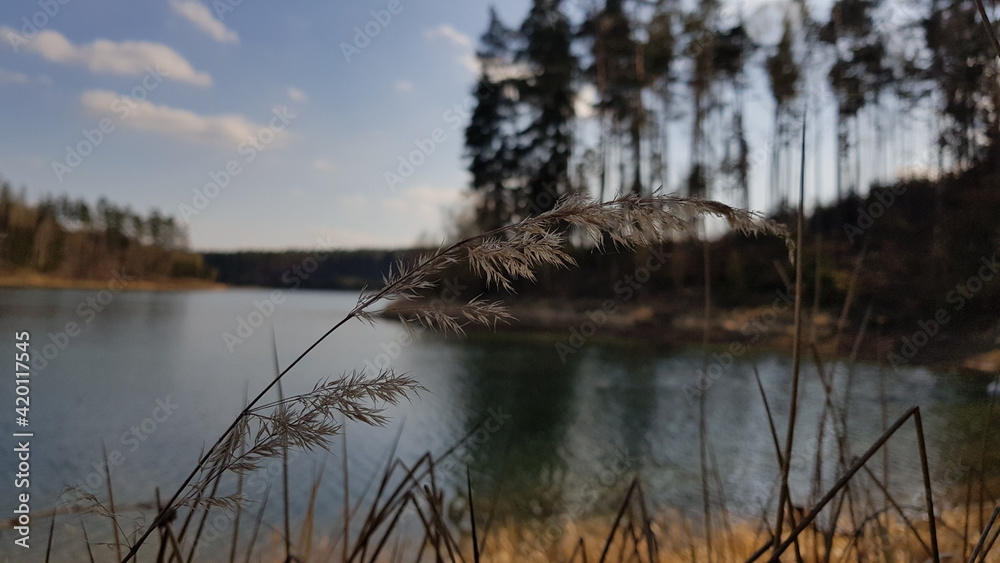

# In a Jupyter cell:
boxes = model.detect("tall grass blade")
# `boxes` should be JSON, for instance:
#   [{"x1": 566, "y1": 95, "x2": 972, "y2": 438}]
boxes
[
  {"x1": 243, "y1": 485, "x2": 270, "y2": 563},
  {"x1": 103, "y1": 442, "x2": 123, "y2": 561},
  {"x1": 636, "y1": 479, "x2": 659, "y2": 563},
  {"x1": 44, "y1": 506, "x2": 56, "y2": 563},
  {"x1": 154, "y1": 488, "x2": 169, "y2": 563},
  {"x1": 599, "y1": 477, "x2": 638, "y2": 563},
  {"x1": 967, "y1": 506, "x2": 999, "y2": 562},
  {"x1": 342, "y1": 424, "x2": 350, "y2": 563},
  {"x1": 699, "y1": 224, "x2": 715, "y2": 563},
  {"x1": 749, "y1": 405, "x2": 935, "y2": 561},
  {"x1": 772, "y1": 106, "x2": 808, "y2": 561},
  {"x1": 184, "y1": 456, "x2": 225, "y2": 561},
  {"x1": 229, "y1": 391, "x2": 248, "y2": 563},
  {"x1": 364, "y1": 492, "x2": 412, "y2": 563},
  {"x1": 81, "y1": 519, "x2": 96, "y2": 563},
  {"x1": 913, "y1": 409, "x2": 940, "y2": 562},
  {"x1": 298, "y1": 463, "x2": 325, "y2": 561},
  {"x1": 979, "y1": 513, "x2": 1000, "y2": 562},
  {"x1": 273, "y1": 330, "x2": 293, "y2": 562},
  {"x1": 859, "y1": 464, "x2": 933, "y2": 557},
  {"x1": 466, "y1": 468, "x2": 480, "y2": 563}
]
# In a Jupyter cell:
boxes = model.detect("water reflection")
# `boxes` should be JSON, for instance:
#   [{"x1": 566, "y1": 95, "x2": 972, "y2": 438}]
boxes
[{"x1": 446, "y1": 333, "x2": 588, "y2": 518}]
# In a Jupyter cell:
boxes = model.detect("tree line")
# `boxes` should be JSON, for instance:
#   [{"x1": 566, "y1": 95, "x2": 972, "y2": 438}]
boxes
[
  {"x1": 463, "y1": 0, "x2": 1000, "y2": 230},
  {"x1": 0, "y1": 179, "x2": 211, "y2": 280}
]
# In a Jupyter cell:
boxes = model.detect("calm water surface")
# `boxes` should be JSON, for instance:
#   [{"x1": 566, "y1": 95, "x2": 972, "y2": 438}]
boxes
[{"x1": 0, "y1": 287, "x2": 996, "y2": 560}]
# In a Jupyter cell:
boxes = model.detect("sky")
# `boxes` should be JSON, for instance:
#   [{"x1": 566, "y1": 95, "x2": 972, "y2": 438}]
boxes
[{"x1": 0, "y1": 0, "x2": 537, "y2": 251}]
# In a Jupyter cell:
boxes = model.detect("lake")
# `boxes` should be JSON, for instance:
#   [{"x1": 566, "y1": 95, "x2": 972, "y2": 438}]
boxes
[{"x1": 0, "y1": 287, "x2": 996, "y2": 560}]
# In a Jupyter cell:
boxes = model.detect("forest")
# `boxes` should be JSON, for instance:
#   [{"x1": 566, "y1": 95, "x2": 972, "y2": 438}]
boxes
[
  {"x1": 458, "y1": 0, "x2": 999, "y2": 227},
  {"x1": 436, "y1": 0, "x2": 1000, "y2": 347},
  {"x1": 0, "y1": 181, "x2": 212, "y2": 282}
]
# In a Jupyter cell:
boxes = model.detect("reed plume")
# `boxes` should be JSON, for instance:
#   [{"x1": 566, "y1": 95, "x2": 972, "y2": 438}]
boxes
[{"x1": 121, "y1": 192, "x2": 790, "y2": 561}]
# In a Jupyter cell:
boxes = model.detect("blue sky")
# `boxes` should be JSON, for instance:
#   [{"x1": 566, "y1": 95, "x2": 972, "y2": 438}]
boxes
[{"x1": 0, "y1": 0, "x2": 535, "y2": 250}]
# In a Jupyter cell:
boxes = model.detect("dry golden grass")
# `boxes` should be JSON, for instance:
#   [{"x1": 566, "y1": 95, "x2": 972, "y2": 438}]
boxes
[
  {"x1": 451, "y1": 505, "x2": 991, "y2": 563},
  {"x1": 0, "y1": 269, "x2": 226, "y2": 290}
]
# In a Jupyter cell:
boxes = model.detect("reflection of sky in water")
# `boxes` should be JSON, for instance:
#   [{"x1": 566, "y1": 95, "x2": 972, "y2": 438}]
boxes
[{"x1": 0, "y1": 287, "x2": 995, "y2": 559}]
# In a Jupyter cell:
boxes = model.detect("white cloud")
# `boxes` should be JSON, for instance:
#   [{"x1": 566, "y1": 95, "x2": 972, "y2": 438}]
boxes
[
  {"x1": 312, "y1": 158, "x2": 334, "y2": 171},
  {"x1": 169, "y1": 0, "x2": 239, "y2": 44},
  {"x1": 0, "y1": 69, "x2": 29, "y2": 85},
  {"x1": 426, "y1": 24, "x2": 477, "y2": 74},
  {"x1": 2, "y1": 27, "x2": 212, "y2": 86},
  {"x1": 287, "y1": 86, "x2": 307, "y2": 102},
  {"x1": 383, "y1": 185, "x2": 463, "y2": 219},
  {"x1": 81, "y1": 90, "x2": 286, "y2": 148},
  {"x1": 459, "y1": 54, "x2": 479, "y2": 74},
  {"x1": 425, "y1": 25, "x2": 473, "y2": 49},
  {"x1": 393, "y1": 80, "x2": 414, "y2": 93}
]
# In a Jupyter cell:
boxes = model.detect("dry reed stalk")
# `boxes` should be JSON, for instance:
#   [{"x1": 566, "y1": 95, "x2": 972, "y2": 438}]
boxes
[
  {"x1": 81, "y1": 519, "x2": 97, "y2": 563},
  {"x1": 120, "y1": 193, "x2": 790, "y2": 561},
  {"x1": 103, "y1": 443, "x2": 123, "y2": 561},
  {"x1": 44, "y1": 502, "x2": 56, "y2": 563},
  {"x1": 748, "y1": 406, "x2": 940, "y2": 562},
  {"x1": 772, "y1": 112, "x2": 808, "y2": 561}
]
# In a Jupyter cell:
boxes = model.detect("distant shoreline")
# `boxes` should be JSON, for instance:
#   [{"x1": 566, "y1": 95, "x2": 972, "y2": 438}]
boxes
[
  {"x1": 6, "y1": 275, "x2": 997, "y2": 375},
  {"x1": 385, "y1": 297, "x2": 1000, "y2": 376},
  {"x1": 0, "y1": 271, "x2": 227, "y2": 291}
]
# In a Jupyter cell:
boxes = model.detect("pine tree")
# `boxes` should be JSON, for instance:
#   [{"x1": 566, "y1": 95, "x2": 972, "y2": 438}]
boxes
[
  {"x1": 465, "y1": 8, "x2": 518, "y2": 231},
  {"x1": 821, "y1": 0, "x2": 890, "y2": 197},
  {"x1": 923, "y1": 0, "x2": 998, "y2": 166},
  {"x1": 644, "y1": 1, "x2": 678, "y2": 192},
  {"x1": 682, "y1": 1, "x2": 720, "y2": 198},
  {"x1": 714, "y1": 22, "x2": 753, "y2": 207},
  {"x1": 515, "y1": 0, "x2": 578, "y2": 214},
  {"x1": 766, "y1": 16, "x2": 800, "y2": 207},
  {"x1": 581, "y1": 0, "x2": 640, "y2": 197}
]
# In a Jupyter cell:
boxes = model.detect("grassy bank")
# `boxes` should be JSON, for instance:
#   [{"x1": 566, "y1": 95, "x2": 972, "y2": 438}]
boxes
[{"x1": 0, "y1": 269, "x2": 226, "y2": 291}]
